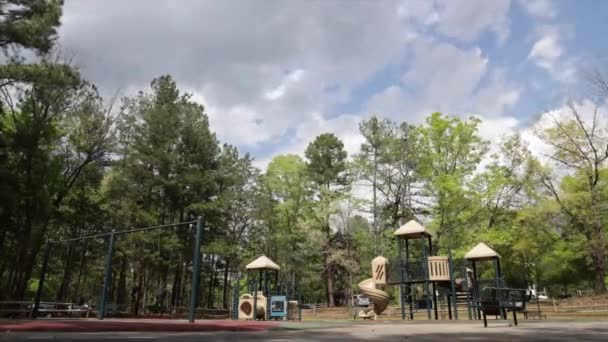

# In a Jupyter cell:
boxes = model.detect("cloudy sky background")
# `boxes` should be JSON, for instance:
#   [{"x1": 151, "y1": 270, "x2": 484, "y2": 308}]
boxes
[{"x1": 57, "y1": 0, "x2": 608, "y2": 169}]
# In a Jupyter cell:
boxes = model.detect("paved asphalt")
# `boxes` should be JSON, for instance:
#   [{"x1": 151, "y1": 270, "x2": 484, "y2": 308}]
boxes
[{"x1": 2, "y1": 320, "x2": 608, "y2": 341}]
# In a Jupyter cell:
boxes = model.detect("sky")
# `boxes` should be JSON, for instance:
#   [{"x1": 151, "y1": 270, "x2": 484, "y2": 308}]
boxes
[{"x1": 57, "y1": 0, "x2": 608, "y2": 169}]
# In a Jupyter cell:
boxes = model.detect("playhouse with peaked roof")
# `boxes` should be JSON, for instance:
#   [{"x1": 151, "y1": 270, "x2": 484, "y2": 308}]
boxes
[{"x1": 233, "y1": 255, "x2": 301, "y2": 321}]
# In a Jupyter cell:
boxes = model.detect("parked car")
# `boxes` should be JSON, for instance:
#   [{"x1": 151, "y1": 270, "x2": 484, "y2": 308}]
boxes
[{"x1": 353, "y1": 294, "x2": 370, "y2": 307}]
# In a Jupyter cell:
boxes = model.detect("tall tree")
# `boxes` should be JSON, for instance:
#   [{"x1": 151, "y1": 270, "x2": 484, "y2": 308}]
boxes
[
  {"x1": 0, "y1": 0, "x2": 63, "y2": 53},
  {"x1": 354, "y1": 117, "x2": 393, "y2": 253},
  {"x1": 417, "y1": 113, "x2": 488, "y2": 251},
  {"x1": 262, "y1": 154, "x2": 311, "y2": 293},
  {"x1": 305, "y1": 133, "x2": 349, "y2": 307},
  {"x1": 536, "y1": 101, "x2": 608, "y2": 292}
]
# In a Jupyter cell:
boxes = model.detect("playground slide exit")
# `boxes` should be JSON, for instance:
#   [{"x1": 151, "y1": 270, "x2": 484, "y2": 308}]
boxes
[{"x1": 357, "y1": 278, "x2": 389, "y2": 315}]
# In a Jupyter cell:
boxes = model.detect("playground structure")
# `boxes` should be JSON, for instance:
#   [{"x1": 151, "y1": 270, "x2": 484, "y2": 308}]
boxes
[
  {"x1": 358, "y1": 220, "x2": 458, "y2": 320},
  {"x1": 29, "y1": 217, "x2": 206, "y2": 323},
  {"x1": 234, "y1": 255, "x2": 300, "y2": 321},
  {"x1": 465, "y1": 243, "x2": 531, "y2": 327},
  {"x1": 358, "y1": 220, "x2": 531, "y2": 325}
]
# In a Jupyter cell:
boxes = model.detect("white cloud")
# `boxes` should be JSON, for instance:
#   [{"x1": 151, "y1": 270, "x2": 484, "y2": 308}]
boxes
[
  {"x1": 59, "y1": 0, "x2": 409, "y2": 148},
  {"x1": 365, "y1": 39, "x2": 519, "y2": 123},
  {"x1": 403, "y1": 42, "x2": 489, "y2": 114},
  {"x1": 434, "y1": 0, "x2": 511, "y2": 44},
  {"x1": 252, "y1": 112, "x2": 364, "y2": 171},
  {"x1": 528, "y1": 34, "x2": 577, "y2": 83},
  {"x1": 56, "y1": 0, "x2": 542, "y2": 172},
  {"x1": 527, "y1": 25, "x2": 577, "y2": 83},
  {"x1": 528, "y1": 35, "x2": 563, "y2": 70},
  {"x1": 264, "y1": 69, "x2": 305, "y2": 101},
  {"x1": 472, "y1": 70, "x2": 521, "y2": 116},
  {"x1": 517, "y1": 0, "x2": 556, "y2": 19}
]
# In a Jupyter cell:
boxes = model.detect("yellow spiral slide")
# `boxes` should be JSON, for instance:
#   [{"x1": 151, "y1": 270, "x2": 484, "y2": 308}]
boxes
[{"x1": 357, "y1": 278, "x2": 389, "y2": 315}]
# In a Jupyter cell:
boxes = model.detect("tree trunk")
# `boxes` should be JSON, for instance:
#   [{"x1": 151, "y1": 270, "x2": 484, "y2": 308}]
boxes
[
  {"x1": 207, "y1": 254, "x2": 216, "y2": 309},
  {"x1": 324, "y1": 247, "x2": 335, "y2": 307},
  {"x1": 588, "y1": 193, "x2": 607, "y2": 293},
  {"x1": 141, "y1": 268, "x2": 148, "y2": 314},
  {"x1": 222, "y1": 259, "x2": 230, "y2": 309},
  {"x1": 56, "y1": 243, "x2": 75, "y2": 301},
  {"x1": 116, "y1": 255, "x2": 128, "y2": 307},
  {"x1": 134, "y1": 272, "x2": 144, "y2": 315},
  {"x1": 171, "y1": 260, "x2": 181, "y2": 312},
  {"x1": 72, "y1": 240, "x2": 88, "y2": 304},
  {"x1": 591, "y1": 221, "x2": 607, "y2": 293}
]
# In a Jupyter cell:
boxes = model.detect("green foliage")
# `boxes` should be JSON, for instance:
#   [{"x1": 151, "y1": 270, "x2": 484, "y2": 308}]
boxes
[
  {"x1": 1, "y1": 1, "x2": 606, "y2": 307},
  {"x1": 305, "y1": 133, "x2": 348, "y2": 188},
  {"x1": 417, "y1": 112, "x2": 489, "y2": 251},
  {"x1": 0, "y1": 0, "x2": 63, "y2": 53}
]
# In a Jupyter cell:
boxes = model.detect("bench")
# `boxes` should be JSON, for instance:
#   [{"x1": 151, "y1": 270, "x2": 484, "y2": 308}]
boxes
[
  {"x1": 523, "y1": 309, "x2": 547, "y2": 320},
  {"x1": 477, "y1": 287, "x2": 531, "y2": 327}
]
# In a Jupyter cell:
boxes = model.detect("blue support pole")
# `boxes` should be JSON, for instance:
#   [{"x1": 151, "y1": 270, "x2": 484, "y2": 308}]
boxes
[
  {"x1": 99, "y1": 231, "x2": 116, "y2": 320},
  {"x1": 189, "y1": 217, "x2": 204, "y2": 323}
]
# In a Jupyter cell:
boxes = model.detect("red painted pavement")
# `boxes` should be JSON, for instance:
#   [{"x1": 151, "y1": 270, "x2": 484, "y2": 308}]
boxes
[{"x1": 0, "y1": 319, "x2": 279, "y2": 333}]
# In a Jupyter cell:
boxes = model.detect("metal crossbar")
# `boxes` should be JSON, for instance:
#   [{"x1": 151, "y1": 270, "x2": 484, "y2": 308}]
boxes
[{"x1": 50, "y1": 220, "x2": 197, "y2": 244}]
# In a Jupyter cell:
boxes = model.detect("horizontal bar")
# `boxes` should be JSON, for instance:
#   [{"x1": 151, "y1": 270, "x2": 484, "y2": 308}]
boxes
[
  {"x1": 52, "y1": 232, "x2": 110, "y2": 244},
  {"x1": 50, "y1": 220, "x2": 197, "y2": 244},
  {"x1": 114, "y1": 220, "x2": 197, "y2": 236}
]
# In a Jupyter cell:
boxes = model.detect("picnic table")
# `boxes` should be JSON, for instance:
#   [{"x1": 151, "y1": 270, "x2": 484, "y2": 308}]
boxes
[{"x1": 477, "y1": 287, "x2": 531, "y2": 327}]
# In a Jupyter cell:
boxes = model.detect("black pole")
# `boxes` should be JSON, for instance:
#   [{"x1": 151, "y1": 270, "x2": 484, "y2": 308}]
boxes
[
  {"x1": 464, "y1": 261, "x2": 472, "y2": 320},
  {"x1": 253, "y1": 273, "x2": 258, "y2": 320},
  {"x1": 495, "y1": 258, "x2": 507, "y2": 319},
  {"x1": 31, "y1": 241, "x2": 52, "y2": 319},
  {"x1": 428, "y1": 234, "x2": 437, "y2": 320},
  {"x1": 406, "y1": 238, "x2": 413, "y2": 320},
  {"x1": 398, "y1": 238, "x2": 405, "y2": 320},
  {"x1": 421, "y1": 238, "x2": 431, "y2": 319},
  {"x1": 496, "y1": 258, "x2": 502, "y2": 281},
  {"x1": 432, "y1": 282, "x2": 438, "y2": 320},
  {"x1": 275, "y1": 270, "x2": 279, "y2": 294},
  {"x1": 447, "y1": 290, "x2": 452, "y2": 320},
  {"x1": 265, "y1": 269, "x2": 270, "y2": 320},
  {"x1": 449, "y1": 254, "x2": 458, "y2": 320},
  {"x1": 256, "y1": 270, "x2": 262, "y2": 320},
  {"x1": 472, "y1": 260, "x2": 480, "y2": 320}
]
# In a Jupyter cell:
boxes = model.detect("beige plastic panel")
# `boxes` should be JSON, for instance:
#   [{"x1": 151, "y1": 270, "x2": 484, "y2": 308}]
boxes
[
  {"x1": 371, "y1": 256, "x2": 389, "y2": 286},
  {"x1": 238, "y1": 293, "x2": 267, "y2": 320},
  {"x1": 427, "y1": 256, "x2": 451, "y2": 282}
]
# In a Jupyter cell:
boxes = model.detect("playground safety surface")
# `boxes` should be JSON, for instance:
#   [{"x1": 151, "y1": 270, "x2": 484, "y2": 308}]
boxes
[
  {"x1": 0, "y1": 319, "x2": 279, "y2": 333},
  {"x1": 2, "y1": 319, "x2": 608, "y2": 341}
]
